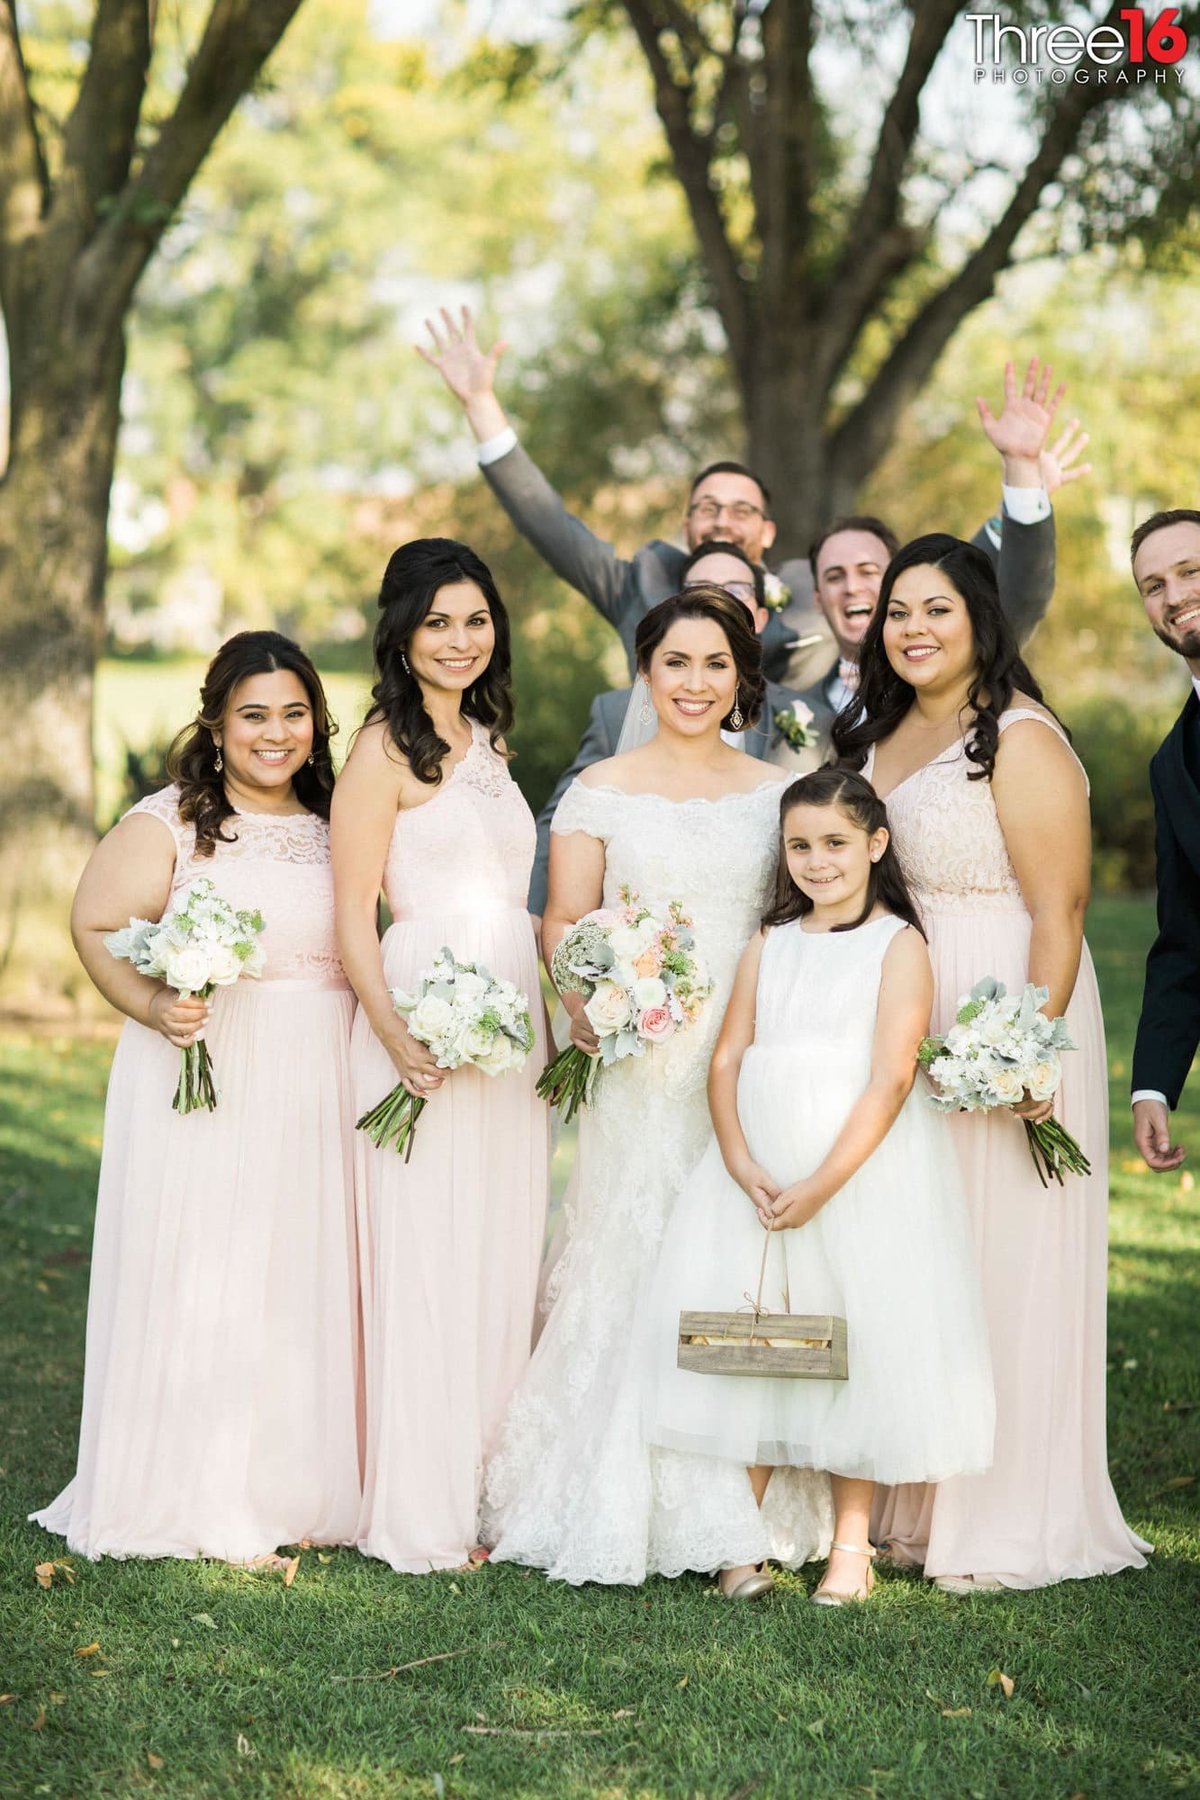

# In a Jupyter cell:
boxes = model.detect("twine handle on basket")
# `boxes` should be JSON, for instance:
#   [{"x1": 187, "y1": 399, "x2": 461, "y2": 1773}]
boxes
[{"x1": 742, "y1": 1226, "x2": 791, "y2": 1344}]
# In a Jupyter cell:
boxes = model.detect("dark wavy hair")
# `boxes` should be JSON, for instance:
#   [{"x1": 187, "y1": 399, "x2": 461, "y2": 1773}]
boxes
[
  {"x1": 367, "y1": 537, "x2": 513, "y2": 784},
  {"x1": 832, "y1": 533, "x2": 1050, "y2": 784},
  {"x1": 166, "y1": 631, "x2": 337, "y2": 858},
  {"x1": 680, "y1": 538, "x2": 766, "y2": 609},
  {"x1": 762, "y1": 767, "x2": 925, "y2": 937},
  {"x1": 634, "y1": 584, "x2": 765, "y2": 730}
]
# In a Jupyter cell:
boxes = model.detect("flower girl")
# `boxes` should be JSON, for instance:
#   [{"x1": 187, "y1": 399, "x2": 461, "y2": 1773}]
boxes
[{"x1": 641, "y1": 768, "x2": 994, "y2": 1603}]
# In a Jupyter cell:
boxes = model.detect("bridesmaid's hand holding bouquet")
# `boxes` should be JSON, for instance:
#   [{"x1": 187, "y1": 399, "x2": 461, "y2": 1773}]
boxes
[
  {"x1": 106, "y1": 877, "x2": 266, "y2": 1114},
  {"x1": 538, "y1": 887, "x2": 713, "y2": 1122},
  {"x1": 358, "y1": 948, "x2": 534, "y2": 1160},
  {"x1": 918, "y1": 976, "x2": 1090, "y2": 1186}
]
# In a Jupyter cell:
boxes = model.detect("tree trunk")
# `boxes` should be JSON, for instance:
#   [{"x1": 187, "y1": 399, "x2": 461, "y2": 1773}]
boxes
[
  {"x1": 742, "y1": 318, "x2": 854, "y2": 561},
  {"x1": 0, "y1": 327, "x2": 125, "y2": 1006}
]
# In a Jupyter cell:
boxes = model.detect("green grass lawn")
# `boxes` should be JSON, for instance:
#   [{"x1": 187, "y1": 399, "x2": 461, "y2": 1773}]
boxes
[{"x1": 2, "y1": 898, "x2": 1198, "y2": 1800}]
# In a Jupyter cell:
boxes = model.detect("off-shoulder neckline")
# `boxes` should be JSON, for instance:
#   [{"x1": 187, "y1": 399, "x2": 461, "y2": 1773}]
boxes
[{"x1": 575, "y1": 775, "x2": 784, "y2": 808}]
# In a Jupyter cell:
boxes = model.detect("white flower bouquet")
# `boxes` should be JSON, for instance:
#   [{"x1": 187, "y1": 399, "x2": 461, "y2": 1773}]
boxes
[
  {"x1": 537, "y1": 886, "x2": 713, "y2": 1122},
  {"x1": 106, "y1": 877, "x2": 265, "y2": 1114},
  {"x1": 917, "y1": 976, "x2": 1090, "y2": 1186},
  {"x1": 357, "y1": 948, "x2": 534, "y2": 1160}
]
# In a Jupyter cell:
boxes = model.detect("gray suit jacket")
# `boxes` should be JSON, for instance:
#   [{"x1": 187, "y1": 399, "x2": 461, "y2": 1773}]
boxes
[
  {"x1": 483, "y1": 442, "x2": 830, "y2": 688},
  {"x1": 486, "y1": 444, "x2": 1058, "y2": 699},
  {"x1": 528, "y1": 678, "x2": 799, "y2": 914}
]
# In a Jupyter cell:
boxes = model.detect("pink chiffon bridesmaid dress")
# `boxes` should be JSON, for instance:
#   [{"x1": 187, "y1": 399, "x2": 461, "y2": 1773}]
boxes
[
  {"x1": 352, "y1": 718, "x2": 549, "y2": 1572},
  {"x1": 32, "y1": 785, "x2": 362, "y2": 1561},
  {"x1": 869, "y1": 710, "x2": 1150, "y2": 1588}
]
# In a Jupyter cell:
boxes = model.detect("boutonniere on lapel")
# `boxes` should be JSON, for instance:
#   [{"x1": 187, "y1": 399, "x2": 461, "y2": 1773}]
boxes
[
  {"x1": 762, "y1": 572, "x2": 791, "y2": 613},
  {"x1": 772, "y1": 701, "x2": 817, "y2": 751}
]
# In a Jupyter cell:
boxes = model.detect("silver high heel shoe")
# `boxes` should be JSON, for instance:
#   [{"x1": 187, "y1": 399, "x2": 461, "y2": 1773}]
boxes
[
  {"x1": 810, "y1": 1541, "x2": 877, "y2": 1607},
  {"x1": 718, "y1": 1562, "x2": 775, "y2": 1601}
]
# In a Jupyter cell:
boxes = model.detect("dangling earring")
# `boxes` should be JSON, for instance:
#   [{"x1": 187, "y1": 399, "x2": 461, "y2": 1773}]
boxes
[
  {"x1": 214, "y1": 746, "x2": 224, "y2": 773},
  {"x1": 400, "y1": 652, "x2": 411, "y2": 676},
  {"x1": 639, "y1": 681, "x2": 653, "y2": 726},
  {"x1": 728, "y1": 692, "x2": 745, "y2": 731},
  {"x1": 307, "y1": 752, "x2": 315, "y2": 766}
]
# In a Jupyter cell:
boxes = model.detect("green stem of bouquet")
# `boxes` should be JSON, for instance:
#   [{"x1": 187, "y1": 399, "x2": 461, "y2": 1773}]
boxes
[
  {"x1": 536, "y1": 1044, "x2": 599, "y2": 1123},
  {"x1": 1024, "y1": 1117, "x2": 1091, "y2": 1187},
  {"x1": 172, "y1": 1039, "x2": 218, "y2": 1115},
  {"x1": 357, "y1": 1081, "x2": 427, "y2": 1161}
]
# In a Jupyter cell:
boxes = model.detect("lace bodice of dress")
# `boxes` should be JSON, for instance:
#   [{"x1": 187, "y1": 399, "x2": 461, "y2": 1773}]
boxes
[
  {"x1": 867, "y1": 709, "x2": 1085, "y2": 917},
  {"x1": 383, "y1": 720, "x2": 534, "y2": 922},
  {"x1": 129, "y1": 785, "x2": 343, "y2": 984},
  {"x1": 551, "y1": 775, "x2": 783, "y2": 1101}
]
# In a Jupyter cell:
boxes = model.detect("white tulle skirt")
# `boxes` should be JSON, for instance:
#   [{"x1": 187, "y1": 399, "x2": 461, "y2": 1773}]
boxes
[{"x1": 642, "y1": 1041, "x2": 996, "y2": 1485}]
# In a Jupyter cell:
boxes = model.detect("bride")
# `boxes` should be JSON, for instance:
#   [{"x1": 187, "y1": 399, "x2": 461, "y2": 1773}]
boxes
[{"x1": 482, "y1": 585, "x2": 829, "y2": 1585}]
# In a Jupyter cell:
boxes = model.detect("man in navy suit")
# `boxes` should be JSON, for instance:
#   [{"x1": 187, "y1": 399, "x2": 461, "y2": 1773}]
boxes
[{"x1": 1130, "y1": 509, "x2": 1200, "y2": 1171}]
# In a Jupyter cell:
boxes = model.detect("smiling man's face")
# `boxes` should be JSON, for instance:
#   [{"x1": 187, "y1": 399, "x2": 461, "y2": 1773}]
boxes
[
  {"x1": 813, "y1": 529, "x2": 891, "y2": 657},
  {"x1": 1133, "y1": 520, "x2": 1200, "y2": 664}
]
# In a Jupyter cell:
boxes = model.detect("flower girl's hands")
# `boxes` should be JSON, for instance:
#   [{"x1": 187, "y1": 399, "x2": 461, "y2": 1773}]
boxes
[
  {"x1": 731, "y1": 1158, "x2": 781, "y2": 1227},
  {"x1": 386, "y1": 1021, "x2": 445, "y2": 1099},
  {"x1": 148, "y1": 989, "x2": 209, "y2": 1049},
  {"x1": 770, "y1": 1179, "x2": 823, "y2": 1232}
]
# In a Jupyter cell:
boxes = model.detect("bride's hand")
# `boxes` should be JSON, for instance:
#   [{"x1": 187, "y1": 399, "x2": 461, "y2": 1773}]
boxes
[
  {"x1": 564, "y1": 994, "x2": 601, "y2": 1056},
  {"x1": 731, "y1": 1158, "x2": 780, "y2": 1226},
  {"x1": 384, "y1": 1020, "x2": 445, "y2": 1098}
]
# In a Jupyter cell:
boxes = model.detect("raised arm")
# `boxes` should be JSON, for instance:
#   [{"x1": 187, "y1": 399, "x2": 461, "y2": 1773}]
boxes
[
  {"x1": 71, "y1": 814, "x2": 208, "y2": 1048},
  {"x1": 331, "y1": 722, "x2": 445, "y2": 1098},
  {"x1": 707, "y1": 931, "x2": 779, "y2": 1224},
  {"x1": 974, "y1": 356, "x2": 1064, "y2": 645},
  {"x1": 418, "y1": 306, "x2": 632, "y2": 626},
  {"x1": 770, "y1": 928, "x2": 932, "y2": 1230}
]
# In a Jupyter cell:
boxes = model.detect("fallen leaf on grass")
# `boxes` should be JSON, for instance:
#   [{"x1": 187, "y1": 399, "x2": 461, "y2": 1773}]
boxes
[
  {"x1": 73, "y1": 1642, "x2": 101, "y2": 1659},
  {"x1": 89, "y1": 1669, "x2": 112, "y2": 1678},
  {"x1": 0, "y1": 1695, "x2": 16, "y2": 1705},
  {"x1": 33, "y1": 1561, "x2": 73, "y2": 1588},
  {"x1": 612, "y1": 1708, "x2": 636, "y2": 1719},
  {"x1": 1161, "y1": 1474, "x2": 1196, "y2": 1490},
  {"x1": 147, "y1": 1752, "x2": 164, "y2": 1771},
  {"x1": 31, "y1": 1707, "x2": 47, "y2": 1731},
  {"x1": 676, "y1": 1674, "x2": 689, "y2": 1691},
  {"x1": 317, "y1": 1553, "x2": 334, "y2": 1564},
  {"x1": 191, "y1": 1613, "x2": 217, "y2": 1630},
  {"x1": 282, "y1": 1556, "x2": 299, "y2": 1588},
  {"x1": 986, "y1": 1669, "x2": 1015, "y2": 1699},
  {"x1": 236, "y1": 1733, "x2": 254, "y2": 1758},
  {"x1": 48, "y1": 1693, "x2": 66, "y2": 1704},
  {"x1": 941, "y1": 1707, "x2": 972, "y2": 1718},
  {"x1": 448, "y1": 1754, "x2": 464, "y2": 1766}
]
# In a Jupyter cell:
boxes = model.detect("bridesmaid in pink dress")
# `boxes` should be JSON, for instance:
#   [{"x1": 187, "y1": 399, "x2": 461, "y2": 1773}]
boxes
[
  {"x1": 32, "y1": 632, "x2": 361, "y2": 1561},
  {"x1": 333, "y1": 537, "x2": 548, "y2": 1573},
  {"x1": 835, "y1": 534, "x2": 1149, "y2": 1590}
]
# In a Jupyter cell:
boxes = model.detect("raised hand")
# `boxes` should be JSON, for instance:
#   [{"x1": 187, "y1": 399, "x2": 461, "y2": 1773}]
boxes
[
  {"x1": 976, "y1": 357, "x2": 1066, "y2": 484},
  {"x1": 1040, "y1": 418, "x2": 1093, "y2": 498},
  {"x1": 416, "y1": 305, "x2": 509, "y2": 441}
]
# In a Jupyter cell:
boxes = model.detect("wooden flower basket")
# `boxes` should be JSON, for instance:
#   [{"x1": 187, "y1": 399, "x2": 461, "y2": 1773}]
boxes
[
  {"x1": 677, "y1": 1309, "x2": 847, "y2": 1380},
  {"x1": 677, "y1": 1230, "x2": 848, "y2": 1380}
]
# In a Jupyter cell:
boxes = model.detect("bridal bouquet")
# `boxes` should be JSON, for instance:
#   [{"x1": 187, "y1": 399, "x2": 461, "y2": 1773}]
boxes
[
  {"x1": 537, "y1": 887, "x2": 713, "y2": 1122},
  {"x1": 918, "y1": 976, "x2": 1090, "y2": 1186},
  {"x1": 106, "y1": 877, "x2": 265, "y2": 1114},
  {"x1": 357, "y1": 948, "x2": 534, "y2": 1160}
]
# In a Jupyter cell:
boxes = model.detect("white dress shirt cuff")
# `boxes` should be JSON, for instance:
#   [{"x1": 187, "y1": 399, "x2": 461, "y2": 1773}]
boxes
[
  {"x1": 476, "y1": 426, "x2": 518, "y2": 467},
  {"x1": 1000, "y1": 483, "x2": 1051, "y2": 525},
  {"x1": 1131, "y1": 1090, "x2": 1169, "y2": 1109}
]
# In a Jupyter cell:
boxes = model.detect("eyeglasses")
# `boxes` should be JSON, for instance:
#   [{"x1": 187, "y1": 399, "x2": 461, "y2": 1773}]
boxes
[
  {"x1": 683, "y1": 577, "x2": 759, "y2": 605},
  {"x1": 688, "y1": 498, "x2": 765, "y2": 524}
]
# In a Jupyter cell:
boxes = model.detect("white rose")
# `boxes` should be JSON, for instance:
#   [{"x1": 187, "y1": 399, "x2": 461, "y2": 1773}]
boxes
[
  {"x1": 163, "y1": 944, "x2": 213, "y2": 993},
  {"x1": 409, "y1": 994, "x2": 455, "y2": 1041},
  {"x1": 988, "y1": 1067, "x2": 1024, "y2": 1105},
  {"x1": 1025, "y1": 1058, "x2": 1061, "y2": 1102},
  {"x1": 452, "y1": 970, "x2": 488, "y2": 1002},
  {"x1": 477, "y1": 1032, "x2": 519, "y2": 1076},
  {"x1": 461, "y1": 1022, "x2": 496, "y2": 1061},
  {"x1": 609, "y1": 924, "x2": 651, "y2": 960},
  {"x1": 584, "y1": 981, "x2": 632, "y2": 1035},
  {"x1": 631, "y1": 976, "x2": 667, "y2": 1010},
  {"x1": 206, "y1": 944, "x2": 243, "y2": 986},
  {"x1": 611, "y1": 960, "x2": 639, "y2": 992}
]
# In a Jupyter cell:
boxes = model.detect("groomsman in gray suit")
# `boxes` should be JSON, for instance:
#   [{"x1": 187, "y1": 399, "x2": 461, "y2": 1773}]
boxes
[
  {"x1": 418, "y1": 306, "x2": 830, "y2": 689},
  {"x1": 527, "y1": 542, "x2": 806, "y2": 915}
]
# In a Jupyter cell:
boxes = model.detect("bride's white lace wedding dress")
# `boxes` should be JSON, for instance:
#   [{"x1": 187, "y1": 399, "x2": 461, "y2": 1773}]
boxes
[{"x1": 482, "y1": 776, "x2": 831, "y2": 1584}]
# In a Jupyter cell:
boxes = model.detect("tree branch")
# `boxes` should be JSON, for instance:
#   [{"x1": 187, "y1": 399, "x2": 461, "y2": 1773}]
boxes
[
  {"x1": 814, "y1": 0, "x2": 960, "y2": 383},
  {"x1": 0, "y1": 2, "x2": 49, "y2": 342},
  {"x1": 621, "y1": 0, "x2": 751, "y2": 383},
  {"x1": 829, "y1": 59, "x2": 1129, "y2": 493},
  {"x1": 61, "y1": 0, "x2": 153, "y2": 215}
]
